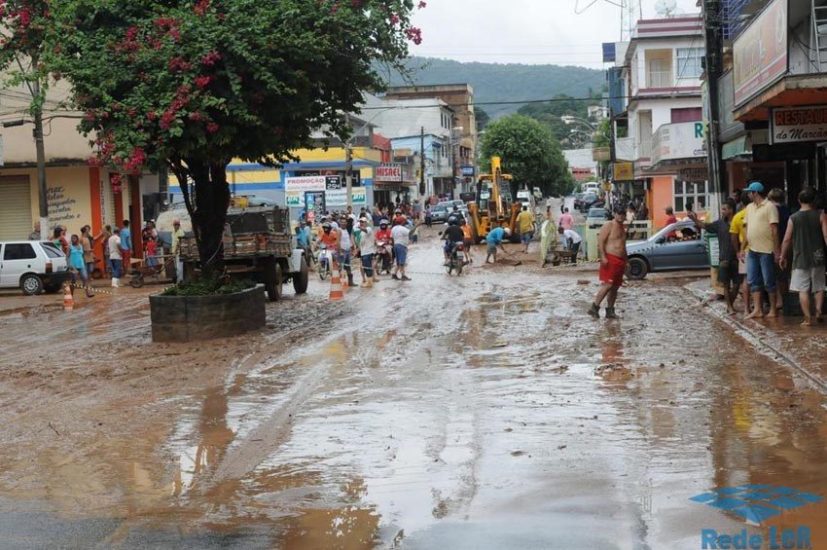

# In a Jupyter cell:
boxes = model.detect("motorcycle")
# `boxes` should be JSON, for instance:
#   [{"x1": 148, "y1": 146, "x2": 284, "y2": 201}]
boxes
[
  {"x1": 318, "y1": 244, "x2": 334, "y2": 280},
  {"x1": 447, "y1": 241, "x2": 466, "y2": 276},
  {"x1": 375, "y1": 241, "x2": 393, "y2": 275}
]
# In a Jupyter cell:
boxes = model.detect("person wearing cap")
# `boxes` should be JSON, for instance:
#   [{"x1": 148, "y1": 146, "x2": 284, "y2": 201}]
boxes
[
  {"x1": 742, "y1": 181, "x2": 780, "y2": 319},
  {"x1": 588, "y1": 206, "x2": 628, "y2": 319},
  {"x1": 485, "y1": 225, "x2": 511, "y2": 264}
]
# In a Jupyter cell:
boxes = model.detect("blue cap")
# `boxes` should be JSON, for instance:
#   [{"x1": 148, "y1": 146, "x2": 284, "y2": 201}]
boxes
[{"x1": 745, "y1": 181, "x2": 764, "y2": 193}]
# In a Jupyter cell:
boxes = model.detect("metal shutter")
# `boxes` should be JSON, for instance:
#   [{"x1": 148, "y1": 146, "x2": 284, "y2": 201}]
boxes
[{"x1": 0, "y1": 176, "x2": 33, "y2": 240}]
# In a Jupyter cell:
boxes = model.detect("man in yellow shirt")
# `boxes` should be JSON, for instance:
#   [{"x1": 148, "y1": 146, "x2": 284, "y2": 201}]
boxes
[
  {"x1": 729, "y1": 192, "x2": 750, "y2": 311},
  {"x1": 742, "y1": 181, "x2": 780, "y2": 319},
  {"x1": 516, "y1": 205, "x2": 535, "y2": 253}
]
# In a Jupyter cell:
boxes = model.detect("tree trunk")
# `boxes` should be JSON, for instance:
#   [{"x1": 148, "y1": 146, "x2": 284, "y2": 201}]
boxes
[{"x1": 187, "y1": 160, "x2": 231, "y2": 279}]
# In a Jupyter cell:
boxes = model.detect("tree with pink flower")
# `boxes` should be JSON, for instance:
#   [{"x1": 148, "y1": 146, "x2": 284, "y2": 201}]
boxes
[{"x1": 51, "y1": 0, "x2": 425, "y2": 277}]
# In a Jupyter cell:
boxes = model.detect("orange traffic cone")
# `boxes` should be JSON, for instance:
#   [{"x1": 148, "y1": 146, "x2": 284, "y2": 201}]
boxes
[
  {"x1": 63, "y1": 282, "x2": 75, "y2": 311},
  {"x1": 329, "y1": 272, "x2": 345, "y2": 301}
]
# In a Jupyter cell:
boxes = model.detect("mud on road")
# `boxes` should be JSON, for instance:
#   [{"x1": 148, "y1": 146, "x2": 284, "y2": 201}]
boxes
[{"x1": 1, "y1": 233, "x2": 827, "y2": 549}]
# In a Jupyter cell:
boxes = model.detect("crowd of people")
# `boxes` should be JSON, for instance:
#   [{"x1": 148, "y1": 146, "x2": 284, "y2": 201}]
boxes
[{"x1": 295, "y1": 205, "x2": 415, "y2": 287}]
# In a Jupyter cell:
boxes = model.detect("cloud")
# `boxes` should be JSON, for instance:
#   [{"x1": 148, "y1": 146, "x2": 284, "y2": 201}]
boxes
[{"x1": 409, "y1": 0, "x2": 700, "y2": 67}]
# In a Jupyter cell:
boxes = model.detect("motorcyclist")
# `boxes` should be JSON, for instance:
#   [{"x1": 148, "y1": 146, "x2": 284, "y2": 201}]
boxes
[
  {"x1": 319, "y1": 221, "x2": 339, "y2": 268},
  {"x1": 443, "y1": 215, "x2": 465, "y2": 265},
  {"x1": 375, "y1": 219, "x2": 393, "y2": 273}
]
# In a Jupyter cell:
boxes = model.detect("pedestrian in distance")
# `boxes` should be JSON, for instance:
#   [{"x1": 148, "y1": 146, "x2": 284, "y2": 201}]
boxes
[
  {"x1": 558, "y1": 207, "x2": 574, "y2": 231},
  {"x1": 357, "y1": 218, "x2": 376, "y2": 288},
  {"x1": 516, "y1": 205, "x2": 535, "y2": 254},
  {"x1": 68, "y1": 234, "x2": 95, "y2": 298},
  {"x1": 779, "y1": 187, "x2": 827, "y2": 326},
  {"x1": 28, "y1": 221, "x2": 41, "y2": 241},
  {"x1": 108, "y1": 228, "x2": 123, "y2": 288},
  {"x1": 485, "y1": 225, "x2": 510, "y2": 264},
  {"x1": 769, "y1": 187, "x2": 791, "y2": 313},
  {"x1": 120, "y1": 219, "x2": 132, "y2": 278},
  {"x1": 97, "y1": 224, "x2": 113, "y2": 277},
  {"x1": 170, "y1": 219, "x2": 185, "y2": 282},
  {"x1": 588, "y1": 206, "x2": 627, "y2": 319},
  {"x1": 688, "y1": 199, "x2": 740, "y2": 315},
  {"x1": 742, "y1": 181, "x2": 780, "y2": 319},
  {"x1": 339, "y1": 216, "x2": 355, "y2": 287},
  {"x1": 80, "y1": 225, "x2": 96, "y2": 276},
  {"x1": 53, "y1": 226, "x2": 69, "y2": 256},
  {"x1": 460, "y1": 217, "x2": 474, "y2": 264},
  {"x1": 391, "y1": 216, "x2": 411, "y2": 281}
]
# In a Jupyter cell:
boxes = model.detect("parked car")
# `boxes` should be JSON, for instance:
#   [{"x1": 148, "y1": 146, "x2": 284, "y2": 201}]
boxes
[
  {"x1": 430, "y1": 203, "x2": 450, "y2": 223},
  {"x1": 0, "y1": 241, "x2": 72, "y2": 295},
  {"x1": 625, "y1": 220, "x2": 709, "y2": 279},
  {"x1": 578, "y1": 192, "x2": 601, "y2": 213},
  {"x1": 586, "y1": 207, "x2": 608, "y2": 227}
]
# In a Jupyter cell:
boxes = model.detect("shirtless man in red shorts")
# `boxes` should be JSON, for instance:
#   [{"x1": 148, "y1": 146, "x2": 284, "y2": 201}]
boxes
[{"x1": 588, "y1": 206, "x2": 627, "y2": 319}]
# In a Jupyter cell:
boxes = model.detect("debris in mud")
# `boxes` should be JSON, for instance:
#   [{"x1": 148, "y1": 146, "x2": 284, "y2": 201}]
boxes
[
  {"x1": 557, "y1": 445, "x2": 567, "y2": 450},
  {"x1": 577, "y1": 280, "x2": 590, "y2": 285},
  {"x1": 549, "y1": 365, "x2": 569, "y2": 373},
  {"x1": 511, "y1": 450, "x2": 525, "y2": 457},
  {"x1": 595, "y1": 363, "x2": 634, "y2": 382}
]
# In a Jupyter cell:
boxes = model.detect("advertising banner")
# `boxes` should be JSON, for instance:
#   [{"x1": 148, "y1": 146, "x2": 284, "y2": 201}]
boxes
[
  {"x1": 325, "y1": 188, "x2": 366, "y2": 208},
  {"x1": 285, "y1": 176, "x2": 326, "y2": 192},
  {"x1": 770, "y1": 106, "x2": 827, "y2": 144},
  {"x1": 613, "y1": 162, "x2": 634, "y2": 182},
  {"x1": 652, "y1": 122, "x2": 706, "y2": 165},
  {"x1": 732, "y1": 0, "x2": 787, "y2": 107}
]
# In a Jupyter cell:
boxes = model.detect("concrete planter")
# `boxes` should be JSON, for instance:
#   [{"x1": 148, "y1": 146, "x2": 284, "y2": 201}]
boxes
[{"x1": 149, "y1": 286, "x2": 265, "y2": 342}]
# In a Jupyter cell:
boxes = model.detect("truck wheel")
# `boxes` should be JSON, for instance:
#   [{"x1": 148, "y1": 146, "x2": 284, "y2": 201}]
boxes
[
  {"x1": 264, "y1": 260, "x2": 283, "y2": 301},
  {"x1": 20, "y1": 274, "x2": 43, "y2": 296},
  {"x1": 293, "y1": 256, "x2": 309, "y2": 295}
]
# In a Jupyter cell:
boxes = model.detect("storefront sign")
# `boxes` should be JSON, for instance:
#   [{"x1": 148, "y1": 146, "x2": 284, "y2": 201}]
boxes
[
  {"x1": 285, "y1": 175, "x2": 326, "y2": 192},
  {"x1": 613, "y1": 162, "x2": 634, "y2": 182},
  {"x1": 652, "y1": 122, "x2": 706, "y2": 165},
  {"x1": 285, "y1": 192, "x2": 302, "y2": 207},
  {"x1": 732, "y1": 0, "x2": 787, "y2": 107},
  {"x1": 325, "y1": 188, "x2": 366, "y2": 208},
  {"x1": 461, "y1": 165, "x2": 476, "y2": 177},
  {"x1": 375, "y1": 163, "x2": 403, "y2": 182},
  {"x1": 678, "y1": 167, "x2": 709, "y2": 182},
  {"x1": 325, "y1": 175, "x2": 342, "y2": 190},
  {"x1": 770, "y1": 106, "x2": 827, "y2": 144}
]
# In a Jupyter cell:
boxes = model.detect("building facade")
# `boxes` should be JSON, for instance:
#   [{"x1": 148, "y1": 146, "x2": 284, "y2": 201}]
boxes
[
  {"x1": 707, "y1": 0, "x2": 826, "y2": 208},
  {"x1": 610, "y1": 16, "x2": 708, "y2": 228}
]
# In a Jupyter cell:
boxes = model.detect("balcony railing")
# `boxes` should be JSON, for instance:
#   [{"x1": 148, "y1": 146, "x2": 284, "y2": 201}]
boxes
[
  {"x1": 646, "y1": 70, "x2": 673, "y2": 88},
  {"x1": 638, "y1": 137, "x2": 653, "y2": 159}
]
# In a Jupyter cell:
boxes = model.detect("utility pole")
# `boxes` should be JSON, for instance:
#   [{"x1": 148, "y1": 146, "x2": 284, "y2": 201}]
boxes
[
  {"x1": 419, "y1": 126, "x2": 425, "y2": 198},
  {"x1": 345, "y1": 142, "x2": 353, "y2": 209},
  {"x1": 703, "y1": 0, "x2": 726, "y2": 202}
]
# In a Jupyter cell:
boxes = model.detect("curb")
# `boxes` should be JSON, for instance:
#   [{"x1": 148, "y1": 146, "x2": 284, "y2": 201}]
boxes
[{"x1": 683, "y1": 283, "x2": 827, "y2": 393}]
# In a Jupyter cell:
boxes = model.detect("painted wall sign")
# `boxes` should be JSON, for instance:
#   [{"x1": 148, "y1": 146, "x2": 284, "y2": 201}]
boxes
[
  {"x1": 770, "y1": 106, "x2": 827, "y2": 144},
  {"x1": 732, "y1": 0, "x2": 787, "y2": 107}
]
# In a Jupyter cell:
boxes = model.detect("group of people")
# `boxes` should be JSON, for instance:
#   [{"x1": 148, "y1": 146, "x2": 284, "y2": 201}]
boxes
[
  {"x1": 296, "y1": 206, "x2": 414, "y2": 287},
  {"x1": 696, "y1": 182, "x2": 827, "y2": 326}
]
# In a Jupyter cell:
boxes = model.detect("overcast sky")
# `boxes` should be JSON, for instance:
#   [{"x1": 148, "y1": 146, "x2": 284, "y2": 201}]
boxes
[{"x1": 408, "y1": 0, "x2": 700, "y2": 68}]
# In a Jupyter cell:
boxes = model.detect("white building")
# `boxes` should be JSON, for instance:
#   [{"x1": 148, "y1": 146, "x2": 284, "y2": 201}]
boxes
[{"x1": 611, "y1": 15, "x2": 709, "y2": 228}]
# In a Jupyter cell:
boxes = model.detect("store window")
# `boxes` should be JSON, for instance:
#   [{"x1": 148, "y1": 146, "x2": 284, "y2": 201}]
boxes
[
  {"x1": 674, "y1": 180, "x2": 709, "y2": 212},
  {"x1": 676, "y1": 47, "x2": 704, "y2": 79}
]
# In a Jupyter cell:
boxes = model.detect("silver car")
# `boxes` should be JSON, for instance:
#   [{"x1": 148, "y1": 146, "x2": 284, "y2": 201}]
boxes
[{"x1": 625, "y1": 220, "x2": 709, "y2": 279}]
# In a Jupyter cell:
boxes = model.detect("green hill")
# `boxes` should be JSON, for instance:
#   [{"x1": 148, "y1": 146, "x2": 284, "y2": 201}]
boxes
[{"x1": 381, "y1": 57, "x2": 606, "y2": 119}]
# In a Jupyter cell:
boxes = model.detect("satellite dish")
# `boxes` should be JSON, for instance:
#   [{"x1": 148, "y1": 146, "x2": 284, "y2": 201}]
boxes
[{"x1": 654, "y1": 0, "x2": 678, "y2": 17}]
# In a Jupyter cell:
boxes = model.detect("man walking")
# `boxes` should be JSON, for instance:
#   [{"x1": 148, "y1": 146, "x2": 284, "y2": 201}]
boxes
[
  {"x1": 171, "y1": 219, "x2": 185, "y2": 282},
  {"x1": 558, "y1": 207, "x2": 574, "y2": 231},
  {"x1": 689, "y1": 199, "x2": 739, "y2": 314},
  {"x1": 588, "y1": 206, "x2": 627, "y2": 319},
  {"x1": 780, "y1": 187, "x2": 827, "y2": 326},
  {"x1": 516, "y1": 205, "x2": 535, "y2": 253},
  {"x1": 391, "y1": 217, "x2": 411, "y2": 281},
  {"x1": 120, "y1": 219, "x2": 132, "y2": 277},
  {"x1": 108, "y1": 228, "x2": 123, "y2": 288},
  {"x1": 742, "y1": 181, "x2": 780, "y2": 319}
]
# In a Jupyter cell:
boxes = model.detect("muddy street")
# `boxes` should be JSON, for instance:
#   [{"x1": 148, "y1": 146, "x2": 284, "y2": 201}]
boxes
[{"x1": 1, "y1": 233, "x2": 827, "y2": 549}]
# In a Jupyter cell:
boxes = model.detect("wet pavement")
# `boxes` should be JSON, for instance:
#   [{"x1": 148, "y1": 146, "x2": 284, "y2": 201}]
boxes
[{"x1": 1, "y1": 231, "x2": 827, "y2": 549}]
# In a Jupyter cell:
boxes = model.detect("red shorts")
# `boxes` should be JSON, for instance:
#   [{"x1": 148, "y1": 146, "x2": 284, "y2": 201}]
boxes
[{"x1": 599, "y1": 253, "x2": 626, "y2": 287}]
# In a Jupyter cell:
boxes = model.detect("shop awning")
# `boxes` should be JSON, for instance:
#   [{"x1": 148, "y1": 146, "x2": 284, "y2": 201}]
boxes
[{"x1": 722, "y1": 135, "x2": 751, "y2": 160}]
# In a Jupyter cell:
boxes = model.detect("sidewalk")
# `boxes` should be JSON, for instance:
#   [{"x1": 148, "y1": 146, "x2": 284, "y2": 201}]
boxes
[{"x1": 685, "y1": 279, "x2": 827, "y2": 391}]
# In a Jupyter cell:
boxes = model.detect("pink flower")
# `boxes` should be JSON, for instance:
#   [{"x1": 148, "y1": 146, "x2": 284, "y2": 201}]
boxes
[
  {"x1": 201, "y1": 50, "x2": 221, "y2": 67},
  {"x1": 405, "y1": 27, "x2": 423, "y2": 45},
  {"x1": 194, "y1": 75, "x2": 212, "y2": 89},
  {"x1": 418, "y1": 1, "x2": 427, "y2": 8},
  {"x1": 194, "y1": 0, "x2": 210, "y2": 15},
  {"x1": 206, "y1": 122, "x2": 219, "y2": 134}
]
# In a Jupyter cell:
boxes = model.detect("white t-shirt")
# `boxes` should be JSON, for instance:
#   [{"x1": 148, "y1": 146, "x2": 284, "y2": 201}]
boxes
[
  {"x1": 360, "y1": 226, "x2": 375, "y2": 255},
  {"x1": 391, "y1": 225, "x2": 410, "y2": 247},
  {"x1": 563, "y1": 229, "x2": 582, "y2": 244},
  {"x1": 339, "y1": 228, "x2": 352, "y2": 251},
  {"x1": 108, "y1": 234, "x2": 123, "y2": 260}
]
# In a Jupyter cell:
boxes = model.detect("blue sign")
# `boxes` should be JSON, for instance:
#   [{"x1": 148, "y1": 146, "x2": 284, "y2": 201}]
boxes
[
  {"x1": 461, "y1": 165, "x2": 475, "y2": 177},
  {"x1": 602, "y1": 42, "x2": 616, "y2": 63}
]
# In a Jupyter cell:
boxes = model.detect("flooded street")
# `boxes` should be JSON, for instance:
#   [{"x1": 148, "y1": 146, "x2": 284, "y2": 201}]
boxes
[{"x1": 1, "y1": 231, "x2": 827, "y2": 549}]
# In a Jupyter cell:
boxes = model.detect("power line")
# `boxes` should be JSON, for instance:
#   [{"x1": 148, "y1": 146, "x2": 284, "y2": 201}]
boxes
[{"x1": 362, "y1": 95, "x2": 618, "y2": 111}]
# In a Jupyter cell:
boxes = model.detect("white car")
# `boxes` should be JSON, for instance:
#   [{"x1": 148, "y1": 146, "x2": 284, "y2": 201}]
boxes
[{"x1": 0, "y1": 241, "x2": 72, "y2": 295}]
